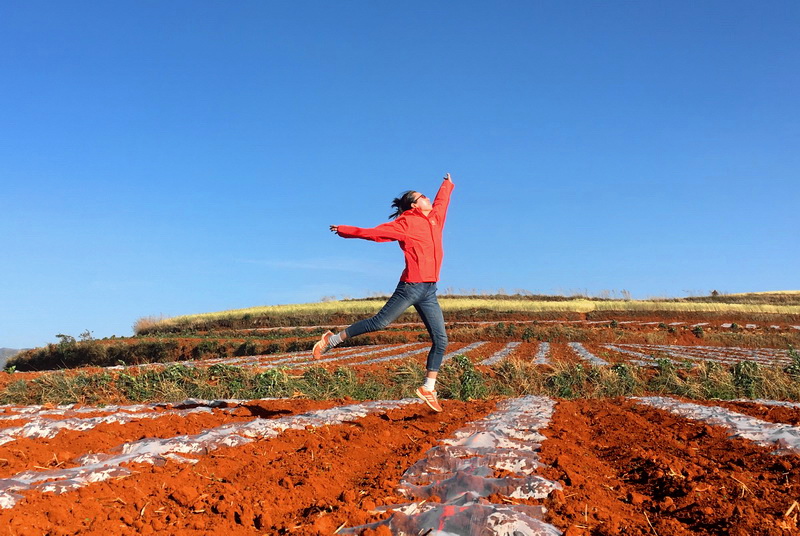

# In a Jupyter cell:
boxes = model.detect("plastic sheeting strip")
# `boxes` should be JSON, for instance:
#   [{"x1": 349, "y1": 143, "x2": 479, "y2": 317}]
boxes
[
  {"x1": 601, "y1": 345, "x2": 662, "y2": 367},
  {"x1": 479, "y1": 342, "x2": 521, "y2": 366},
  {"x1": 341, "y1": 396, "x2": 563, "y2": 536},
  {"x1": 533, "y1": 342, "x2": 551, "y2": 365},
  {"x1": 619, "y1": 344, "x2": 789, "y2": 365},
  {"x1": 265, "y1": 343, "x2": 425, "y2": 369},
  {"x1": 734, "y1": 399, "x2": 800, "y2": 408},
  {"x1": 354, "y1": 346, "x2": 433, "y2": 367},
  {"x1": 568, "y1": 343, "x2": 608, "y2": 366},
  {"x1": 603, "y1": 344, "x2": 791, "y2": 366},
  {"x1": 0, "y1": 398, "x2": 418, "y2": 509},
  {"x1": 442, "y1": 342, "x2": 489, "y2": 363},
  {"x1": 0, "y1": 404, "x2": 243, "y2": 446},
  {"x1": 632, "y1": 396, "x2": 800, "y2": 455},
  {"x1": 0, "y1": 398, "x2": 258, "y2": 421}
]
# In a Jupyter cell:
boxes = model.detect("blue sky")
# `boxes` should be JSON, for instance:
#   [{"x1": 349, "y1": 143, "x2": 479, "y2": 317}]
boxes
[{"x1": 2, "y1": 1, "x2": 798, "y2": 349}]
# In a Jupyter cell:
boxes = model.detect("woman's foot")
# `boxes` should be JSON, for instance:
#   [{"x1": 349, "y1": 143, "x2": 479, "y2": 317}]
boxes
[
  {"x1": 312, "y1": 330, "x2": 334, "y2": 359},
  {"x1": 415, "y1": 386, "x2": 442, "y2": 412}
]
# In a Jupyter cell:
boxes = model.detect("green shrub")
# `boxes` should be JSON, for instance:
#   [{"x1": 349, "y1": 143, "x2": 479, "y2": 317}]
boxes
[
  {"x1": 649, "y1": 358, "x2": 684, "y2": 395},
  {"x1": 547, "y1": 363, "x2": 588, "y2": 399},
  {"x1": 521, "y1": 328, "x2": 535, "y2": 342},
  {"x1": 438, "y1": 355, "x2": 487, "y2": 401},
  {"x1": 785, "y1": 345, "x2": 800, "y2": 378},
  {"x1": 253, "y1": 368, "x2": 291, "y2": 397},
  {"x1": 732, "y1": 360, "x2": 761, "y2": 398},
  {"x1": 235, "y1": 340, "x2": 259, "y2": 356},
  {"x1": 602, "y1": 363, "x2": 639, "y2": 396},
  {"x1": 193, "y1": 340, "x2": 224, "y2": 359}
]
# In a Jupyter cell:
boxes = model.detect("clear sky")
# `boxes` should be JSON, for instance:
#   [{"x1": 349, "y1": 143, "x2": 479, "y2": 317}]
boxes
[{"x1": 2, "y1": 1, "x2": 798, "y2": 349}]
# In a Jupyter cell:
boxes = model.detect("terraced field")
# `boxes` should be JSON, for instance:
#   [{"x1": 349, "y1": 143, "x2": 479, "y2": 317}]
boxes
[
  {"x1": 98, "y1": 338, "x2": 795, "y2": 373},
  {"x1": 3, "y1": 313, "x2": 800, "y2": 534},
  {"x1": 2, "y1": 395, "x2": 800, "y2": 535}
]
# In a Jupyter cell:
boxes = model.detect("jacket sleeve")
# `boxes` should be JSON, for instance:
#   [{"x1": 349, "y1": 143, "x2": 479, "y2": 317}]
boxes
[
  {"x1": 431, "y1": 178, "x2": 455, "y2": 222},
  {"x1": 336, "y1": 218, "x2": 407, "y2": 242}
]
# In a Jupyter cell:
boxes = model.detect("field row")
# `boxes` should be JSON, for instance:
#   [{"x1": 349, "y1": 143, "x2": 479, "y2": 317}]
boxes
[
  {"x1": 106, "y1": 340, "x2": 797, "y2": 373},
  {"x1": 1, "y1": 395, "x2": 800, "y2": 534},
  {"x1": 243, "y1": 319, "x2": 800, "y2": 332}
]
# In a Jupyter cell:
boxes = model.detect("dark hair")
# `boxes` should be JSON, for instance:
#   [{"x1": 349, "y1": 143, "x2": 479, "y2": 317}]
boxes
[{"x1": 389, "y1": 190, "x2": 417, "y2": 219}]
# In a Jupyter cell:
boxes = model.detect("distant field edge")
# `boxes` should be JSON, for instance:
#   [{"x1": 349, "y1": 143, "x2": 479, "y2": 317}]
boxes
[{"x1": 135, "y1": 296, "x2": 800, "y2": 335}]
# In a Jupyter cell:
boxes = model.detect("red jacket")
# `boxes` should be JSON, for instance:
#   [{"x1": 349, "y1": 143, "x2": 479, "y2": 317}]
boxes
[{"x1": 336, "y1": 179, "x2": 454, "y2": 282}]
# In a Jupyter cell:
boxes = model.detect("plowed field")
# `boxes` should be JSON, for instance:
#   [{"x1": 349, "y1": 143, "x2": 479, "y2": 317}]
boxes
[
  {"x1": 3, "y1": 315, "x2": 799, "y2": 535},
  {"x1": 2, "y1": 394, "x2": 800, "y2": 535}
]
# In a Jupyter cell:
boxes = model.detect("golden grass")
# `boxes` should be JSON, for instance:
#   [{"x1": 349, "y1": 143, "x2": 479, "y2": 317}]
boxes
[
  {"x1": 727, "y1": 290, "x2": 800, "y2": 296},
  {"x1": 146, "y1": 297, "x2": 800, "y2": 331}
]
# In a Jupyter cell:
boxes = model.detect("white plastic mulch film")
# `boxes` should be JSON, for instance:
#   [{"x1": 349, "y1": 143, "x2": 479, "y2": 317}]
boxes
[
  {"x1": 99, "y1": 341, "x2": 493, "y2": 373},
  {"x1": 0, "y1": 398, "x2": 417, "y2": 509},
  {"x1": 533, "y1": 342, "x2": 550, "y2": 365},
  {"x1": 605, "y1": 344, "x2": 793, "y2": 366},
  {"x1": 632, "y1": 396, "x2": 800, "y2": 454},
  {"x1": 0, "y1": 399, "x2": 246, "y2": 446},
  {"x1": 478, "y1": 342, "x2": 521, "y2": 366},
  {"x1": 567, "y1": 343, "x2": 608, "y2": 366},
  {"x1": 341, "y1": 395, "x2": 563, "y2": 536}
]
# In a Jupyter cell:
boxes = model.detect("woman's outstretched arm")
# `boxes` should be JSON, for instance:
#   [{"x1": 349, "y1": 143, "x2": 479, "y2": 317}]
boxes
[
  {"x1": 329, "y1": 219, "x2": 407, "y2": 242},
  {"x1": 432, "y1": 172, "x2": 455, "y2": 218}
]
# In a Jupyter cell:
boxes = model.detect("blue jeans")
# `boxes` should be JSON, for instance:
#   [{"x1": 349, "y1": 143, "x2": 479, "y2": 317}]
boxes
[{"x1": 345, "y1": 282, "x2": 448, "y2": 372}]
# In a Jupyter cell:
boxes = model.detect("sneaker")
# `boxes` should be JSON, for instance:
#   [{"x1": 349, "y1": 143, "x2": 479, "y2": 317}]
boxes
[
  {"x1": 415, "y1": 387, "x2": 443, "y2": 412},
  {"x1": 312, "y1": 330, "x2": 334, "y2": 359}
]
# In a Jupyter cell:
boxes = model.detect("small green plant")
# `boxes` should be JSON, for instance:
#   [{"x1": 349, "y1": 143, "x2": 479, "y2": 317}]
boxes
[
  {"x1": 439, "y1": 355, "x2": 487, "y2": 401},
  {"x1": 298, "y1": 367, "x2": 335, "y2": 399},
  {"x1": 521, "y1": 327, "x2": 535, "y2": 342},
  {"x1": 650, "y1": 358, "x2": 686, "y2": 395},
  {"x1": 695, "y1": 361, "x2": 735, "y2": 399},
  {"x1": 253, "y1": 368, "x2": 290, "y2": 396},
  {"x1": 547, "y1": 363, "x2": 588, "y2": 399},
  {"x1": 785, "y1": 345, "x2": 800, "y2": 379},
  {"x1": 692, "y1": 325, "x2": 704, "y2": 338},
  {"x1": 732, "y1": 360, "x2": 761, "y2": 398},
  {"x1": 609, "y1": 363, "x2": 637, "y2": 393}
]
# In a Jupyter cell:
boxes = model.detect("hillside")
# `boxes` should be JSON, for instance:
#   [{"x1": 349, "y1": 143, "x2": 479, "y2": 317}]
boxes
[
  {"x1": 134, "y1": 291, "x2": 800, "y2": 335},
  {"x1": 8, "y1": 291, "x2": 799, "y2": 372}
]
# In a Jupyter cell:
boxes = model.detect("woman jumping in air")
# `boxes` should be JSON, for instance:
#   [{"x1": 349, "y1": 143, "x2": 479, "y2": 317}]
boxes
[{"x1": 313, "y1": 173, "x2": 455, "y2": 412}]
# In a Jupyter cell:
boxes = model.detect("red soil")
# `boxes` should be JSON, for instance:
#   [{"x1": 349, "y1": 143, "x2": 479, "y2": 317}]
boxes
[
  {"x1": 1, "y1": 396, "x2": 799, "y2": 535},
  {"x1": 0, "y1": 398, "x2": 498, "y2": 536},
  {"x1": 538, "y1": 398, "x2": 800, "y2": 536}
]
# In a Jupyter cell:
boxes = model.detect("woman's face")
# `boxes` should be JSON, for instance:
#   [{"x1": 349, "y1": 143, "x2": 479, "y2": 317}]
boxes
[{"x1": 411, "y1": 192, "x2": 432, "y2": 211}]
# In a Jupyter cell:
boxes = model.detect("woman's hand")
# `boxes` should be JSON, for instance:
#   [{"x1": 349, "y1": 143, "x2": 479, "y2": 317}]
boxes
[
  {"x1": 329, "y1": 225, "x2": 340, "y2": 234},
  {"x1": 444, "y1": 172, "x2": 452, "y2": 183}
]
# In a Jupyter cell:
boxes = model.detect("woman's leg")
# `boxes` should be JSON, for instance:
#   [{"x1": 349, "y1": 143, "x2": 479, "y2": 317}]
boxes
[
  {"x1": 345, "y1": 282, "x2": 426, "y2": 338},
  {"x1": 413, "y1": 283, "x2": 448, "y2": 376},
  {"x1": 315, "y1": 282, "x2": 425, "y2": 357},
  {"x1": 412, "y1": 284, "x2": 447, "y2": 412}
]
